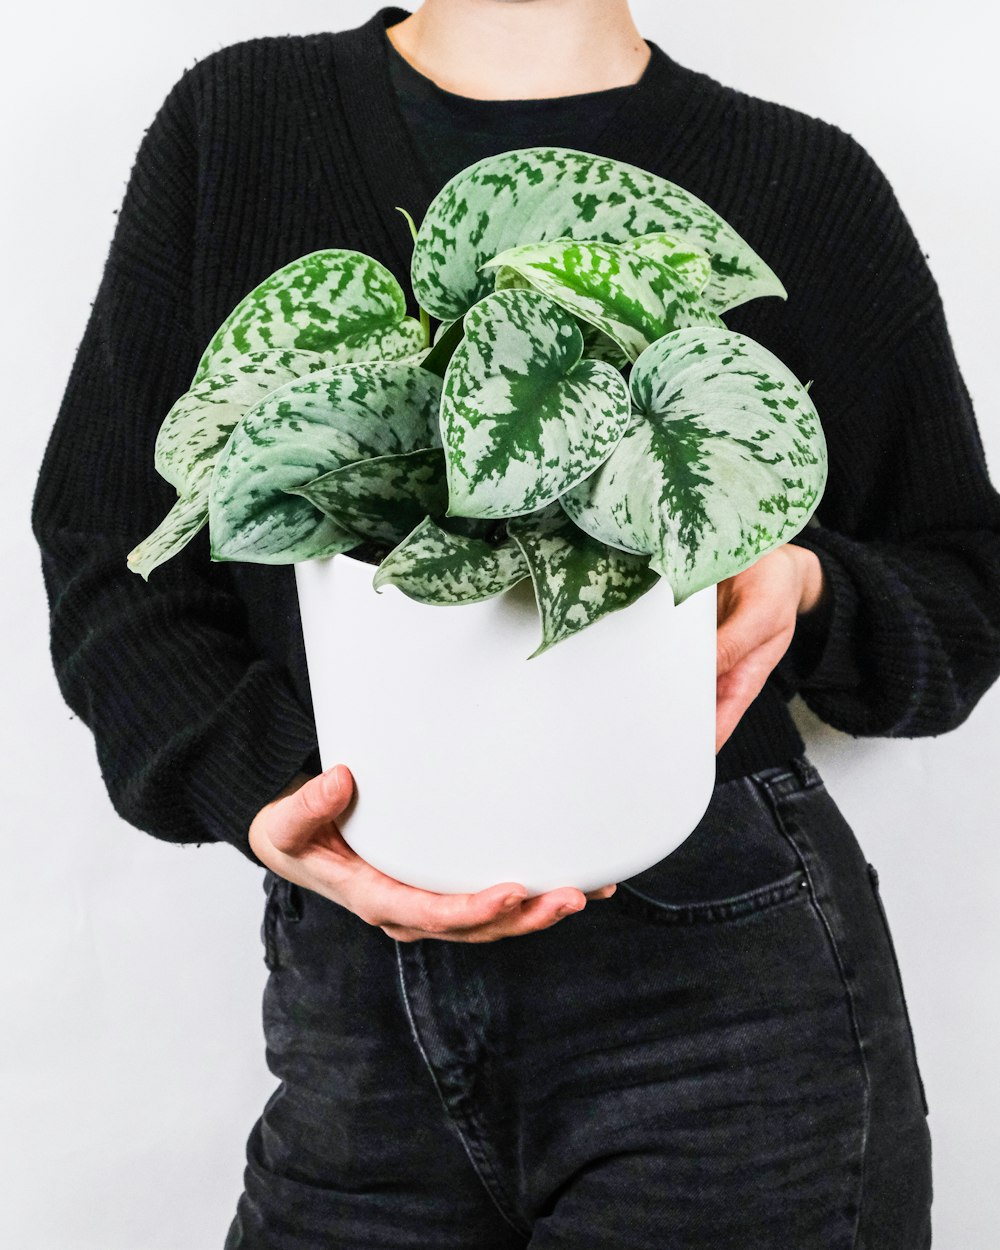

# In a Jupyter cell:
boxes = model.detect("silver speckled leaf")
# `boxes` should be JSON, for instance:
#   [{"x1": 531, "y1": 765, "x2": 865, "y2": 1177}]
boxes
[
  {"x1": 209, "y1": 362, "x2": 442, "y2": 564},
  {"x1": 193, "y1": 250, "x2": 425, "y2": 384},
  {"x1": 507, "y1": 503, "x2": 661, "y2": 657},
  {"x1": 290, "y1": 447, "x2": 449, "y2": 546},
  {"x1": 560, "y1": 326, "x2": 827, "y2": 603},
  {"x1": 440, "y1": 288, "x2": 631, "y2": 519},
  {"x1": 411, "y1": 147, "x2": 786, "y2": 321},
  {"x1": 127, "y1": 349, "x2": 330, "y2": 579},
  {"x1": 372, "y1": 515, "x2": 530, "y2": 604},
  {"x1": 481, "y1": 236, "x2": 725, "y2": 362}
]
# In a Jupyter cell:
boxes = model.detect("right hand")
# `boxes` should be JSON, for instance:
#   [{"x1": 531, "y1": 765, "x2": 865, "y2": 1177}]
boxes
[{"x1": 249, "y1": 764, "x2": 618, "y2": 944}]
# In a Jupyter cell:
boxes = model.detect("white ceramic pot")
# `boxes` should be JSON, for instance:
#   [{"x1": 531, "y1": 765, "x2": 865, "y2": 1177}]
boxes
[{"x1": 293, "y1": 551, "x2": 716, "y2": 896}]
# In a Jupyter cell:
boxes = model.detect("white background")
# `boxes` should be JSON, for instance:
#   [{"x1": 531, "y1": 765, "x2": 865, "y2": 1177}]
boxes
[{"x1": 4, "y1": 1, "x2": 998, "y2": 1246}]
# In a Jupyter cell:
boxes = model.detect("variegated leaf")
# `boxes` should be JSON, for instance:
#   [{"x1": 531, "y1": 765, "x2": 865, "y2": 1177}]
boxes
[
  {"x1": 559, "y1": 327, "x2": 827, "y2": 604},
  {"x1": 126, "y1": 493, "x2": 210, "y2": 582},
  {"x1": 578, "y1": 319, "x2": 630, "y2": 369},
  {"x1": 411, "y1": 147, "x2": 786, "y2": 321},
  {"x1": 493, "y1": 254, "x2": 652, "y2": 369},
  {"x1": 193, "y1": 250, "x2": 425, "y2": 384},
  {"x1": 618, "y1": 231, "x2": 713, "y2": 293},
  {"x1": 127, "y1": 349, "x2": 331, "y2": 578},
  {"x1": 481, "y1": 237, "x2": 724, "y2": 362},
  {"x1": 209, "y1": 362, "x2": 443, "y2": 563},
  {"x1": 290, "y1": 447, "x2": 448, "y2": 546},
  {"x1": 507, "y1": 503, "x2": 661, "y2": 657},
  {"x1": 372, "y1": 515, "x2": 529, "y2": 605},
  {"x1": 421, "y1": 315, "x2": 466, "y2": 378},
  {"x1": 156, "y1": 349, "x2": 331, "y2": 493},
  {"x1": 440, "y1": 288, "x2": 631, "y2": 519}
]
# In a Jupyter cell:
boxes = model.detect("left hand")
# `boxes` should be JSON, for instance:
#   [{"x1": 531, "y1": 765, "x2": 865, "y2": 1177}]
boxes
[{"x1": 715, "y1": 543, "x2": 826, "y2": 753}]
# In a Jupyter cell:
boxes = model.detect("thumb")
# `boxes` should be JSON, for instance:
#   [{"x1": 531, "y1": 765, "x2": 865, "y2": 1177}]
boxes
[{"x1": 276, "y1": 764, "x2": 355, "y2": 848}]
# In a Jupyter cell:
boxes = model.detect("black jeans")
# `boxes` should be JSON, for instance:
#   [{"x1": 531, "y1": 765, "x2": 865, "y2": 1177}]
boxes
[{"x1": 225, "y1": 754, "x2": 932, "y2": 1248}]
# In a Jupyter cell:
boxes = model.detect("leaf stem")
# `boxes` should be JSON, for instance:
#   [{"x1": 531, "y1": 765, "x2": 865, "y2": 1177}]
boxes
[{"x1": 395, "y1": 205, "x2": 432, "y2": 349}]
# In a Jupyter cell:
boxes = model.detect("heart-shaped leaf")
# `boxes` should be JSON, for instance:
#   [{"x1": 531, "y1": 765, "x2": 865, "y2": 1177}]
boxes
[
  {"x1": 507, "y1": 503, "x2": 661, "y2": 657},
  {"x1": 193, "y1": 250, "x2": 425, "y2": 384},
  {"x1": 481, "y1": 236, "x2": 725, "y2": 361},
  {"x1": 127, "y1": 349, "x2": 331, "y2": 579},
  {"x1": 209, "y1": 362, "x2": 443, "y2": 563},
  {"x1": 411, "y1": 146, "x2": 786, "y2": 321},
  {"x1": 440, "y1": 287, "x2": 631, "y2": 519},
  {"x1": 290, "y1": 447, "x2": 449, "y2": 546},
  {"x1": 372, "y1": 515, "x2": 530, "y2": 604},
  {"x1": 559, "y1": 326, "x2": 827, "y2": 603},
  {"x1": 492, "y1": 256, "x2": 656, "y2": 369}
]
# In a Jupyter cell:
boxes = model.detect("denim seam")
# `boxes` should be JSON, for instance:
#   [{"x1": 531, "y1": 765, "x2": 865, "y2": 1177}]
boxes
[
  {"x1": 618, "y1": 868, "x2": 808, "y2": 923},
  {"x1": 393, "y1": 943, "x2": 532, "y2": 1239},
  {"x1": 865, "y1": 865, "x2": 929, "y2": 1116},
  {"x1": 759, "y1": 780, "x2": 870, "y2": 1250}
]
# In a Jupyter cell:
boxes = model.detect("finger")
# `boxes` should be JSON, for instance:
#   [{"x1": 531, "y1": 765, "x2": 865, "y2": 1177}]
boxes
[
  {"x1": 366, "y1": 876, "x2": 587, "y2": 938},
  {"x1": 351, "y1": 869, "x2": 540, "y2": 935},
  {"x1": 584, "y1": 883, "x2": 617, "y2": 899},
  {"x1": 716, "y1": 584, "x2": 791, "y2": 679},
  {"x1": 383, "y1": 888, "x2": 590, "y2": 943},
  {"x1": 269, "y1": 764, "x2": 355, "y2": 855},
  {"x1": 716, "y1": 634, "x2": 789, "y2": 750}
]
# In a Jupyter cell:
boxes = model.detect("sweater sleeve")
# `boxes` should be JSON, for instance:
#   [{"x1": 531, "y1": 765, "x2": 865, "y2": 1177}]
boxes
[
  {"x1": 770, "y1": 133, "x2": 1000, "y2": 734},
  {"x1": 30, "y1": 65, "x2": 321, "y2": 868}
]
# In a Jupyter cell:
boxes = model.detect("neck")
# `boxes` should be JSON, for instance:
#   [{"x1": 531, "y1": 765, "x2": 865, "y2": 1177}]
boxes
[{"x1": 385, "y1": 0, "x2": 649, "y2": 100}]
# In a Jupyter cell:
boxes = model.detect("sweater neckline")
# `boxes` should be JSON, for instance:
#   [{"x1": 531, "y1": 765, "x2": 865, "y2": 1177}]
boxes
[
  {"x1": 382, "y1": 25, "x2": 647, "y2": 119},
  {"x1": 326, "y1": 5, "x2": 717, "y2": 308}
]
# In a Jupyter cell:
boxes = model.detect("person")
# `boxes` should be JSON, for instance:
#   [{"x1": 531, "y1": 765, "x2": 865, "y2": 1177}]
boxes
[{"x1": 30, "y1": 1, "x2": 1000, "y2": 1245}]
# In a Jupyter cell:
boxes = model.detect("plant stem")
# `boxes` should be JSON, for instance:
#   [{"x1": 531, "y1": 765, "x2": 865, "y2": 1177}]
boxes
[{"x1": 395, "y1": 205, "x2": 432, "y2": 349}]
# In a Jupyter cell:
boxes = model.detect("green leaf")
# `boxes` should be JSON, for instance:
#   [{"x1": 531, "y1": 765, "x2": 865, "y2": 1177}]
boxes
[
  {"x1": 618, "y1": 231, "x2": 713, "y2": 293},
  {"x1": 481, "y1": 235, "x2": 725, "y2": 362},
  {"x1": 209, "y1": 361, "x2": 443, "y2": 564},
  {"x1": 127, "y1": 349, "x2": 331, "y2": 578},
  {"x1": 193, "y1": 249, "x2": 425, "y2": 384},
  {"x1": 156, "y1": 349, "x2": 330, "y2": 494},
  {"x1": 440, "y1": 288, "x2": 631, "y2": 519},
  {"x1": 420, "y1": 314, "x2": 466, "y2": 378},
  {"x1": 507, "y1": 503, "x2": 661, "y2": 657},
  {"x1": 290, "y1": 447, "x2": 449, "y2": 546},
  {"x1": 372, "y1": 515, "x2": 530, "y2": 604},
  {"x1": 560, "y1": 326, "x2": 827, "y2": 603},
  {"x1": 492, "y1": 257, "x2": 637, "y2": 368},
  {"x1": 126, "y1": 493, "x2": 210, "y2": 582},
  {"x1": 411, "y1": 146, "x2": 786, "y2": 322}
]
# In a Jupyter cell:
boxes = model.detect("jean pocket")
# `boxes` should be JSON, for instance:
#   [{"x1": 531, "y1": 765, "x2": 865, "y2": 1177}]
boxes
[
  {"x1": 612, "y1": 768, "x2": 809, "y2": 924},
  {"x1": 866, "y1": 862, "x2": 929, "y2": 1116}
]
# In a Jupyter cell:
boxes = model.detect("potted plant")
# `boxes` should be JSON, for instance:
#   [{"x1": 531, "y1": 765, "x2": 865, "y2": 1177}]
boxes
[{"x1": 126, "y1": 146, "x2": 826, "y2": 894}]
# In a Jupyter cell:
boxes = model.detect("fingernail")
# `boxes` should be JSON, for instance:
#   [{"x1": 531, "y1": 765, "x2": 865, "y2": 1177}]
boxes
[
  {"x1": 557, "y1": 901, "x2": 584, "y2": 917},
  {"x1": 501, "y1": 891, "x2": 527, "y2": 908}
]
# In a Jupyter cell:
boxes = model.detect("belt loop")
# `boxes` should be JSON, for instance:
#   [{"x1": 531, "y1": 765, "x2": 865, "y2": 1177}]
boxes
[{"x1": 791, "y1": 754, "x2": 820, "y2": 789}]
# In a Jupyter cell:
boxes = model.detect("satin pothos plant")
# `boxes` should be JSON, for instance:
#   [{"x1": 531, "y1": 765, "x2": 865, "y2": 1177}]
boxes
[{"x1": 126, "y1": 146, "x2": 827, "y2": 658}]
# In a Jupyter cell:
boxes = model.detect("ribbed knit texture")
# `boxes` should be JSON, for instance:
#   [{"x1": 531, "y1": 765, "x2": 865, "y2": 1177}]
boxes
[{"x1": 31, "y1": 5, "x2": 1000, "y2": 867}]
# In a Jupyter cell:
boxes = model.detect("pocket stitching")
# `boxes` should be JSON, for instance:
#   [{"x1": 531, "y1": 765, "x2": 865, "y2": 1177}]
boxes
[{"x1": 616, "y1": 868, "x2": 809, "y2": 925}]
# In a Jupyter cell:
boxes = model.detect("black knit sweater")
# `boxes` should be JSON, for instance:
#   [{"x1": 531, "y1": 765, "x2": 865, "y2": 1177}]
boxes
[{"x1": 31, "y1": 5, "x2": 1000, "y2": 869}]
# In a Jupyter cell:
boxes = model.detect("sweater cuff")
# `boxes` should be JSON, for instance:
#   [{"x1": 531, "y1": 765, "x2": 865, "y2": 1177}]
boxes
[
  {"x1": 186, "y1": 686, "x2": 322, "y2": 870},
  {"x1": 776, "y1": 530, "x2": 865, "y2": 692}
]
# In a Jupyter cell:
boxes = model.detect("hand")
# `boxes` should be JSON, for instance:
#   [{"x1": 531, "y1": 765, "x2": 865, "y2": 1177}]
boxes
[
  {"x1": 715, "y1": 543, "x2": 827, "y2": 753},
  {"x1": 249, "y1": 766, "x2": 618, "y2": 943}
]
